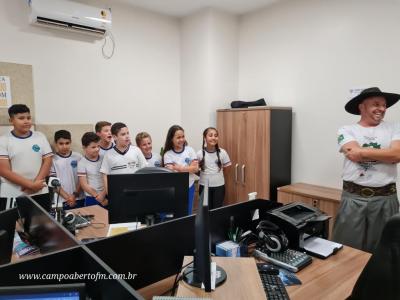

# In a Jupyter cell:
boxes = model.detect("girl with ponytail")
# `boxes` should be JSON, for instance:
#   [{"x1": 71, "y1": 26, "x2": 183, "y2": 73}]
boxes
[{"x1": 197, "y1": 127, "x2": 231, "y2": 209}]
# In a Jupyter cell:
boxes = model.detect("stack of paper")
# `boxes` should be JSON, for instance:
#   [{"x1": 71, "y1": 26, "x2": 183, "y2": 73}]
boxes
[
  {"x1": 303, "y1": 236, "x2": 343, "y2": 258},
  {"x1": 107, "y1": 222, "x2": 141, "y2": 237}
]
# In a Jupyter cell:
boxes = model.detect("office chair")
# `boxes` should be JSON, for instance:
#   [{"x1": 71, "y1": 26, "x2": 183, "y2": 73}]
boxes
[
  {"x1": 135, "y1": 167, "x2": 172, "y2": 174},
  {"x1": 348, "y1": 213, "x2": 400, "y2": 300}
]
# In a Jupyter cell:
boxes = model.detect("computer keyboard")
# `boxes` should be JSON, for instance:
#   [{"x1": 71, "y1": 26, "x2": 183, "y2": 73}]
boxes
[
  {"x1": 254, "y1": 248, "x2": 312, "y2": 273},
  {"x1": 257, "y1": 263, "x2": 290, "y2": 300}
]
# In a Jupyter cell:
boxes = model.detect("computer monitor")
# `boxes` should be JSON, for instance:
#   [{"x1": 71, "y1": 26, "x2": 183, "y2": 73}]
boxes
[
  {"x1": 182, "y1": 184, "x2": 227, "y2": 292},
  {"x1": 0, "y1": 207, "x2": 18, "y2": 265},
  {"x1": 108, "y1": 169, "x2": 188, "y2": 224},
  {"x1": 15, "y1": 196, "x2": 78, "y2": 253},
  {"x1": 0, "y1": 283, "x2": 85, "y2": 300}
]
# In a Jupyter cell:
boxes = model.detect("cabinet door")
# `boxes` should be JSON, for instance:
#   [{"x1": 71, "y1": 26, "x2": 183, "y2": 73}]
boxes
[
  {"x1": 217, "y1": 111, "x2": 239, "y2": 205},
  {"x1": 237, "y1": 110, "x2": 270, "y2": 201}
]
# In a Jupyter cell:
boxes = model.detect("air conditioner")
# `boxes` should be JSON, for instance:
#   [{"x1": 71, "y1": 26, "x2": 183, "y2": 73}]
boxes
[{"x1": 29, "y1": 0, "x2": 112, "y2": 38}]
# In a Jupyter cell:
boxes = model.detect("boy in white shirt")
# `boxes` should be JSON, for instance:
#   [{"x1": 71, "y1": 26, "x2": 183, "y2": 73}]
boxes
[
  {"x1": 50, "y1": 130, "x2": 84, "y2": 210},
  {"x1": 0, "y1": 104, "x2": 53, "y2": 210},
  {"x1": 95, "y1": 121, "x2": 114, "y2": 157},
  {"x1": 78, "y1": 132, "x2": 107, "y2": 207},
  {"x1": 135, "y1": 132, "x2": 162, "y2": 167},
  {"x1": 100, "y1": 122, "x2": 147, "y2": 193}
]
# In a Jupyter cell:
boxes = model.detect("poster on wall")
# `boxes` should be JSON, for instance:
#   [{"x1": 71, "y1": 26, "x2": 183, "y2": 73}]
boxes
[{"x1": 0, "y1": 76, "x2": 12, "y2": 108}]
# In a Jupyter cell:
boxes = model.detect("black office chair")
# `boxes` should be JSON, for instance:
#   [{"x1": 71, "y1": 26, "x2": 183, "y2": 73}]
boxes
[
  {"x1": 135, "y1": 167, "x2": 172, "y2": 174},
  {"x1": 348, "y1": 213, "x2": 400, "y2": 300}
]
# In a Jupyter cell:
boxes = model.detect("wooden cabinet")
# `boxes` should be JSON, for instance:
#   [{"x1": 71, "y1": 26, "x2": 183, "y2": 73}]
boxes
[
  {"x1": 217, "y1": 107, "x2": 292, "y2": 204},
  {"x1": 277, "y1": 183, "x2": 342, "y2": 239}
]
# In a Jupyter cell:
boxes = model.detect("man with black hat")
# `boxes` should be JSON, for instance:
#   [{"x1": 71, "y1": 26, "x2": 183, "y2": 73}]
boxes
[{"x1": 333, "y1": 87, "x2": 400, "y2": 252}]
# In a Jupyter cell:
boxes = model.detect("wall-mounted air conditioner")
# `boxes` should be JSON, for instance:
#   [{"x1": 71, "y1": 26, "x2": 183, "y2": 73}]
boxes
[{"x1": 29, "y1": 0, "x2": 112, "y2": 38}]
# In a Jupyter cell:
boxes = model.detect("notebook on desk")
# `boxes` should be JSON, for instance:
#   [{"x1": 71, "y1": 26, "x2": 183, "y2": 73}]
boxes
[{"x1": 303, "y1": 236, "x2": 343, "y2": 259}]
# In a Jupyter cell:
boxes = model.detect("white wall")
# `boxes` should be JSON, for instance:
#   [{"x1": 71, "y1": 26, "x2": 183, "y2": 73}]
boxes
[
  {"x1": 0, "y1": 0, "x2": 181, "y2": 152},
  {"x1": 239, "y1": 0, "x2": 400, "y2": 188},
  {"x1": 181, "y1": 9, "x2": 238, "y2": 151}
]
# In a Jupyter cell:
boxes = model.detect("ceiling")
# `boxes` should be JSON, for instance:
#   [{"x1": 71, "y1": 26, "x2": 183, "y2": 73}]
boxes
[{"x1": 113, "y1": 0, "x2": 280, "y2": 17}]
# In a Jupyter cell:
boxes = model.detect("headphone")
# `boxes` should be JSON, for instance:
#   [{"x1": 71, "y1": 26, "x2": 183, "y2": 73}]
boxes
[
  {"x1": 256, "y1": 220, "x2": 289, "y2": 252},
  {"x1": 63, "y1": 212, "x2": 76, "y2": 225}
]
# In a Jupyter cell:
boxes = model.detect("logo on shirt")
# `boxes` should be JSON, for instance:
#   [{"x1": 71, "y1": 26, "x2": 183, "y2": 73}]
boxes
[
  {"x1": 185, "y1": 157, "x2": 191, "y2": 165},
  {"x1": 337, "y1": 134, "x2": 344, "y2": 144},
  {"x1": 71, "y1": 160, "x2": 78, "y2": 168},
  {"x1": 154, "y1": 161, "x2": 161, "y2": 167},
  {"x1": 32, "y1": 144, "x2": 40, "y2": 152},
  {"x1": 128, "y1": 161, "x2": 139, "y2": 168}
]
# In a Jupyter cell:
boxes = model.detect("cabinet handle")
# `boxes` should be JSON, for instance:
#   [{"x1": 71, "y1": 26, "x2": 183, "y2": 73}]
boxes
[
  {"x1": 241, "y1": 164, "x2": 245, "y2": 184},
  {"x1": 235, "y1": 163, "x2": 239, "y2": 183}
]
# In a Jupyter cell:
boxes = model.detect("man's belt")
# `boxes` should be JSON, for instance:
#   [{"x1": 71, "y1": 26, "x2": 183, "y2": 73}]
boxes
[{"x1": 343, "y1": 181, "x2": 397, "y2": 197}]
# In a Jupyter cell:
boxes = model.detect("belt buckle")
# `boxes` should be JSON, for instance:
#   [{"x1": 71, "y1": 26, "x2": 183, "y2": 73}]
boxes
[{"x1": 360, "y1": 187, "x2": 375, "y2": 197}]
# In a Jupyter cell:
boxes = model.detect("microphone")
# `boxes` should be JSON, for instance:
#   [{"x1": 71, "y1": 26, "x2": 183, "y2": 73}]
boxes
[{"x1": 47, "y1": 176, "x2": 61, "y2": 188}]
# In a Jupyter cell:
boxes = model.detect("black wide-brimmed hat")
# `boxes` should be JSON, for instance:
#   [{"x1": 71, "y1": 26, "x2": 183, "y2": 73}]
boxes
[{"x1": 345, "y1": 87, "x2": 400, "y2": 115}]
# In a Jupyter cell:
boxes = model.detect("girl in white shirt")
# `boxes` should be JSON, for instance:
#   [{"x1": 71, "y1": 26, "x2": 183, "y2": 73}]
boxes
[
  {"x1": 197, "y1": 127, "x2": 231, "y2": 209},
  {"x1": 163, "y1": 125, "x2": 198, "y2": 214}
]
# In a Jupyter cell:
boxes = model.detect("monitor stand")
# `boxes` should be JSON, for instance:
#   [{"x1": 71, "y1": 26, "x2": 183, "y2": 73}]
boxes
[{"x1": 182, "y1": 263, "x2": 227, "y2": 289}]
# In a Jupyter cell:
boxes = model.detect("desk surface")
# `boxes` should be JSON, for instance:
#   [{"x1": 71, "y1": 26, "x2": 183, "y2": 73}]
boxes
[
  {"x1": 70, "y1": 205, "x2": 109, "y2": 240},
  {"x1": 177, "y1": 256, "x2": 266, "y2": 300},
  {"x1": 62, "y1": 206, "x2": 372, "y2": 300}
]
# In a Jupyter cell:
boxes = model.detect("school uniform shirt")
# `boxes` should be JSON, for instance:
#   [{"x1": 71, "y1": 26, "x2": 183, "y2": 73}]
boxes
[
  {"x1": 338, "y1": 121, "x2": 400, "y2": 187},
  {"x1": 163, "y1": 146, "x2": 198, "y2": 187},
  {"x1": 100, "y1": 145, "x2": 147, "y2": 175},
  {"x1": 99, "y1": 142, "x2": 115, "y2": 158},
  {"x1": 50, "y1": 151, "x2": 84, "y2": 203},
  {"x1": 145, "y1": 152, "x2": 162, "y2": 167},
  {"x1": 197, "y1": 148, "x2": 231, "y2": 187},
  {"x1": 0, "y1": 131, "x2": 53, "y2": 198},
  {"x1": 77, "y1": 155, "x2": 104, "y2": 196}
]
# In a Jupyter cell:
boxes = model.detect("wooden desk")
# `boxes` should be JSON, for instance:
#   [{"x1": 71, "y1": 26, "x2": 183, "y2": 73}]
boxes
[
  {"x1": 66, "y1": 206, "x2": 371, "y2": 300},
  {"x1": 174, "y1": 247, "x2": 370, "y2": 300},
  {"x1": 278, "y1": 183, "x2": 342, "y2": 238},
  {"x1": 69, "y1": 205, "x2": 109, "y2": 240},
  {"x1": 177, "y1": 256, "x2": 266, "y2": 300}
]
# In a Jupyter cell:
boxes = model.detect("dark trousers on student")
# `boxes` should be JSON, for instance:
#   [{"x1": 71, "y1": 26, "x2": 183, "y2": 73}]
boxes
[{"x1": 199, "y1": 184, "x2": 225, "y2": 209}]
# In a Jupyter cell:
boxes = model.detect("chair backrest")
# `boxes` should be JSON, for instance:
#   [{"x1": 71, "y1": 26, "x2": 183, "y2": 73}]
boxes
[
  {"x1": 348, "y1": 213, "x2": 400, "y2": 300},
  {"x1": 134, "y1": 167, "x2": 173, "y2": 174}
]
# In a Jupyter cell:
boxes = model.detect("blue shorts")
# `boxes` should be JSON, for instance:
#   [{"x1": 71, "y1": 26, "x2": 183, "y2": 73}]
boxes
[
  {"x1": 63, "y1": 198, "x2": 84, "y2": 210},
  {"x1": 85, "y1": 196, "x2": 108, "y2": 209},
  {"x1": 188, "y1": 184, "x2": 195, "y2": 215}
]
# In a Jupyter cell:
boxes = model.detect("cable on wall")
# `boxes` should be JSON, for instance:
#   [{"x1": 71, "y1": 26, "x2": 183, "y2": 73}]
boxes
[{"x1": 102, "y1": 30, "x2": 115, "y2": 59}]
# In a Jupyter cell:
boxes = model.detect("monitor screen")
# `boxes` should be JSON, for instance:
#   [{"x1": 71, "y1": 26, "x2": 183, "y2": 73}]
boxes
[
  {"x1": 108, "y1": 171, "x2": 188, "y2": 224},
  {"x1": 0, "y1": 283, "x2": 85, "y2": 300},
  {"x1": 15, "y1": 196, "x2": 78, "y2": 253},
  {"x1": 0, "y1": 208, "x2": 18, "y2": 265}
]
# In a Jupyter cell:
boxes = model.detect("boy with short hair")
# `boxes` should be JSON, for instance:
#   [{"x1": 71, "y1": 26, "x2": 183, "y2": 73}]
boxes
[
  {"x1": 100, "y1": 122, "x2": 147, "y2": 193},
  {"x1": 135, "y1": 132, "x2": 162, "y2": 167},
  {"x1": 0, "y1": 104, "x2": 53, "y2": 210},
  {"x1": 50, "y1": 130, "x2": 84, "y2": 210},
  {"x1": 95, "y1": 121, "x2": 113, "y2": 157},
  {"x1": 78, "y1": 132, "x2": 107, "y2": 207}
]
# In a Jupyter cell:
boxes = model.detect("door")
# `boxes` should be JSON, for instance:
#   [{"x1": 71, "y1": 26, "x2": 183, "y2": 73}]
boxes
[
  {"x1": 236, "y1": 109, "x2": 270, "y2": 201},
  {"x1": 217, "y1": 110, "x2": 239, "y2": 205}
]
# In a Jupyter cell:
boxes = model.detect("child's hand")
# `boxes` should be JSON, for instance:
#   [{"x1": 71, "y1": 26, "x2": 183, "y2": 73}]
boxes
[
  {"x1": 24, "y1": 179, "x2": 46, "y2": 194},
  {"x1": 67, "y1": 195, "x2": 76, "y2": 207}
]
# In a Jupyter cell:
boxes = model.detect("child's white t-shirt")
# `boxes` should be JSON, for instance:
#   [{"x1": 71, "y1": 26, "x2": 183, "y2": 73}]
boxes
[
  {"x1": 100, "y1": 145, "x2": 147, "y2": 175},
  {"x1": 77, "y1": 156, "x2": 104, "y2": 196},
  {"x1": 50, "y1": 151, "x2": 84, "y2": 202},
  {"x1": 0, "y1": 131, "x2": 53, "y2": 197},
  {"x1": 197, "y1": 148, "x2": 231, "y2": 187},
  {"x1": 145, "y1": 152, "x2": 162, "y2": 167},
  {"x1": 163, "y1": 146, "x2": 198, "y2": 187}
]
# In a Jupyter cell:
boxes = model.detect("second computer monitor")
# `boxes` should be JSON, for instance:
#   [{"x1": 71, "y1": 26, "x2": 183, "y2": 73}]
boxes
[{"x1": 108, "y1": 171, "x2": 188, "y2": 224}]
